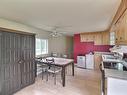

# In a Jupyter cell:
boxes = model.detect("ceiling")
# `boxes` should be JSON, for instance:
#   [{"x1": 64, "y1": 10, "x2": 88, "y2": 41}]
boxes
[{"x1": 0, "y1": 0, "x2": 121, "y2": 35}]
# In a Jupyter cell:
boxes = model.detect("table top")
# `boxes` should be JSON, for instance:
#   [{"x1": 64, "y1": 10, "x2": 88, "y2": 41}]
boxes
[{"x1": 39, "y1": 57, "x2": 74, "y2": 66}]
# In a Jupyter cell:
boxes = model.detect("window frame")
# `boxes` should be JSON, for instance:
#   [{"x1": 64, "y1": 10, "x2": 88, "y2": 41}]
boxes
[
  {"x1": 110, "y1": 32, "x2": 115, "y2": 45},
  {"x1": 36, "y1": 38, "x2": 48, "y2": 55}
]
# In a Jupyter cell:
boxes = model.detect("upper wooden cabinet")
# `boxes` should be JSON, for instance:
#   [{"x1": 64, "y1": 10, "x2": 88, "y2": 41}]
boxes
[
  {"x1": 94, "y1": 33, "x2": 102, "y2": 45},
  {"x1": 80, "y1": 33, "x2": 94, "y2": 42},
  {"x1": 110, "y1": 0, "x2": 127, "y2": 45},
  {"x1": 115, "y1": 9, "x2": 127, "y2": 45},
  {"x1": 80, "y1": 32, "x2": 109, "y2": 45},
  {"x1": 113, "y1": 0, "x2": 127, "y2": 24},
  {"x1": 101, "y1": 31, "x2": 110, "y2": 45}
]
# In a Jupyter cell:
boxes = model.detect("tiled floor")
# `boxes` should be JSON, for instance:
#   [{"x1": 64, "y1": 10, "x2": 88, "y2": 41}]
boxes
[{"x1": 14, "y1": 67, "x2": 101, "y2": 95}]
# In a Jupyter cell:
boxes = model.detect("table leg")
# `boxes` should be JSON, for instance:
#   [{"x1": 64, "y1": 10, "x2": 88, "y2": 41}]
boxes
[
  {"x1": 72, "y1": 62, "x2": 74, "y2": 76},
  {"x1": 62, "y1": 66, "x2": 65, "y2": 87}
]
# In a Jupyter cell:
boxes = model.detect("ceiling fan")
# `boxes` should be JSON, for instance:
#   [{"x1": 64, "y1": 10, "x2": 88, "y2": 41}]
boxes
[
  {"x1": 50, "y1": 26, "x2": 63, "y2": 37},
  {"x1": 43, "y1": 25, "x2": 72, "y2": 37}
]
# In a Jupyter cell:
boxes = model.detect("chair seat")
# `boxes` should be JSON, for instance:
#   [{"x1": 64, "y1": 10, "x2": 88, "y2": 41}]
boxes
[{"x1": 47, "y1": 67, "x2": 62, "y2": 73}]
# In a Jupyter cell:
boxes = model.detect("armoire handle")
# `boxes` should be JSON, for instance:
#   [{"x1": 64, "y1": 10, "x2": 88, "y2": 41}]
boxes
[{"x1": 18, "y1": 60, "x2": 24, "y2": 64}]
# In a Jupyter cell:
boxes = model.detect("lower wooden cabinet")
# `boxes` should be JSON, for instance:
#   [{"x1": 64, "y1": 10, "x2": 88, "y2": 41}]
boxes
[{"x1": 94, "y1": 52, "x2": 102, "y2": 70}]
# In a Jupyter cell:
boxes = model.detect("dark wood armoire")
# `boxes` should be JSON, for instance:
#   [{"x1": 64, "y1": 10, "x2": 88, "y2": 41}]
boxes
[{"x1": 0, "y1": 29, "x2": 35, "y2": 95}]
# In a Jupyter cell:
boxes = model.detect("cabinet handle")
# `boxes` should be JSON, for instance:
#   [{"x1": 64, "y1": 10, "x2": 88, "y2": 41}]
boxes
[
  {"x1": 116, "y1": 38, "x2": 118, "y2": 40},
  {"x1": 120, "y1": 37, "x2": 122, "y2": 40}
]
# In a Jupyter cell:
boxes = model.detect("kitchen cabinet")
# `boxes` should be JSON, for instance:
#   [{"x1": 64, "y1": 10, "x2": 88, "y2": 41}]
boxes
[
  {"x1": 80, "y1": 34, "x2": 87, "y2": 42},
  {"x1": 115, "y1": 9, "x2": 127, "y2": 45},
  {"x1": 94, "y1": 33, "x2": 102, "y2": 45},
  {"x1": 80, "y1": 33, "x2": 94, "y2": 42},
  {"x1": 80, "y1": 32, "x2": 110, "y2": 45},
  {"x1": 110, "y1": 0, "x2": 127, "y2": 45},
  {"x1": 101, "y1": 32, "x2": 110, "y2": 45},
  {"x1": 113, "y1": 0, "x2": 127, "y2": 24},
  {"x1": 94, "y1": 52, "x2": 102, "y2": 70}
]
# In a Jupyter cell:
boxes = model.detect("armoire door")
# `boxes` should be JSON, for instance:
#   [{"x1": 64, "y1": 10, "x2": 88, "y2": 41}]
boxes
[
  {"x1": 20, "y1": 34, "x2": 35, "y2": 88},
  {"x1": 0, "y1": 32, "x2": 2, "y2": 95},
  {"x1": 0, "y1": 31, "x2": 35, "y2": 95},
  {"x1": 0, "y1": 32, "x2": 22, "y2": 95}
]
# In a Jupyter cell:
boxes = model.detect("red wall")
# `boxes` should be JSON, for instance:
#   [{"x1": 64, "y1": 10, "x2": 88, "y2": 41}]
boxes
[{"x1": 74, "y1": 34, "x2": 112, "y2": 62}]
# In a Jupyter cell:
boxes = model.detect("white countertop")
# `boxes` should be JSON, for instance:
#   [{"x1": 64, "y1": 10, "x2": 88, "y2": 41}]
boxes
[
  {"x1": 105, "y1": 69, "x2": 127, "y2": 80},
  {"x1": 94, "y1": 51, "x2": 113, "y2": 55},
  {"x1": 102, "y1": 54, "x2": 127, "y2": 80}
]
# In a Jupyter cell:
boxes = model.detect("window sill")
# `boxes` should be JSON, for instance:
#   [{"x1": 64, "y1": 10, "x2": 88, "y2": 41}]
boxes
[{"x1": 36, "y1": 53, "x2": 49, "y2": 57}]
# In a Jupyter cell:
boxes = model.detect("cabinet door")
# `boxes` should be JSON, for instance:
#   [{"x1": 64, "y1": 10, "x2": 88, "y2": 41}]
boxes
[
  {"x1": 87, "y1": 34, "x2": 94, "y2": 42},
  {"x1": 94, "y1": 33, "x2": 102, "y2": 45},
  {"x1": 1, "y1": 32, "x2": 21, "y2": 95},
  {"x1": 118, "y1": 14, "x2": 125, "y2": 41},
  {"x1": 115, "y1": 11, "x2": 127, "y2": 45},
  {"x1": 80, "y1": 34, "x2": 89, "y2": 42},
  {"x1": 115, "y1": 21, "x2": 120, "y2": 44},
  {"x1": 94, "y1": 53, "x2": 102, "y2": 70},
  {"x1": 114, "y1": 0, "x2": 126, "y2": 24},
  {"x1": 102, "y1": 32, "x2": 110, "y2": 45},
  {"x1": 122, "y1": 12, "x2": 127, "y2": 42},
  {"x1": 21, "y1": 35, "x2": 35, "y2": 88}
]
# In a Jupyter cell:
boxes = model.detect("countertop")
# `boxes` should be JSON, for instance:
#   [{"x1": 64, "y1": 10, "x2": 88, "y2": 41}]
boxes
[
  {"x1": 102, "y1": 54, "x2": 127, "y2": 80},
  {"x1": 102, "y1": 54, "x2": 123, "y2": 63},
  {"x1": 94, "y1": 51, "x2": 113, "y2": 55},
  {"x1": 105, "y1": 69, "x2": 127, "y2": 80}
]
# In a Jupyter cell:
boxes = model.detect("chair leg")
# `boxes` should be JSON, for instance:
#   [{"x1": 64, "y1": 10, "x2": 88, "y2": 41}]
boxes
[
  {"x1": 61, "y1": 72, "x2": 63, "y2": 80},
  {"x1": 46, "y1": 72, "x2": 48, "y2": 81},
  {"x1": 42, "y1": 69, "x2": 44, "y2": 80},
  {"x1": 54, "y1": 74, "x2": 56, "y2": 85}
]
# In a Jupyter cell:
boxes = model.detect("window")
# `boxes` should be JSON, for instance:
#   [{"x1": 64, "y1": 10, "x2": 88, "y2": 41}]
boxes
[
  {"x1": 110, "y1": 32, "x2": 115, "y2": 45},
  {"x1": 36, "y1": 39, "x2": 48, "y2": 55}
]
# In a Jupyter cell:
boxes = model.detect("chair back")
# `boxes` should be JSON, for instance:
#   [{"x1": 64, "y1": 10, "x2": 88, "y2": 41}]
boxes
[
  {"x1": 52, "y1": 52, "x2": 58, "y2": 57},
  {"x1": 46, "y1": 58, "x2": 55, "y2": 66},
  {"x1": 46, "y1": 58, "x2": 58, "y2": 72},
  {"x1": 61, "y1": 54, "x2": 68, "y2": 58}
]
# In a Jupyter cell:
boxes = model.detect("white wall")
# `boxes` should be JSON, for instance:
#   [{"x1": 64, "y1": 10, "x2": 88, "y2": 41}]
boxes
[
  {"x1": 0, "y1": 18, "x2": 70, "y2": 57},
  {"x1": 0, "y1": 18, "x2": 50, "y2": 38},
  {"x1": 49, "y1": 36, "x2": 67, "y2": 55}
]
